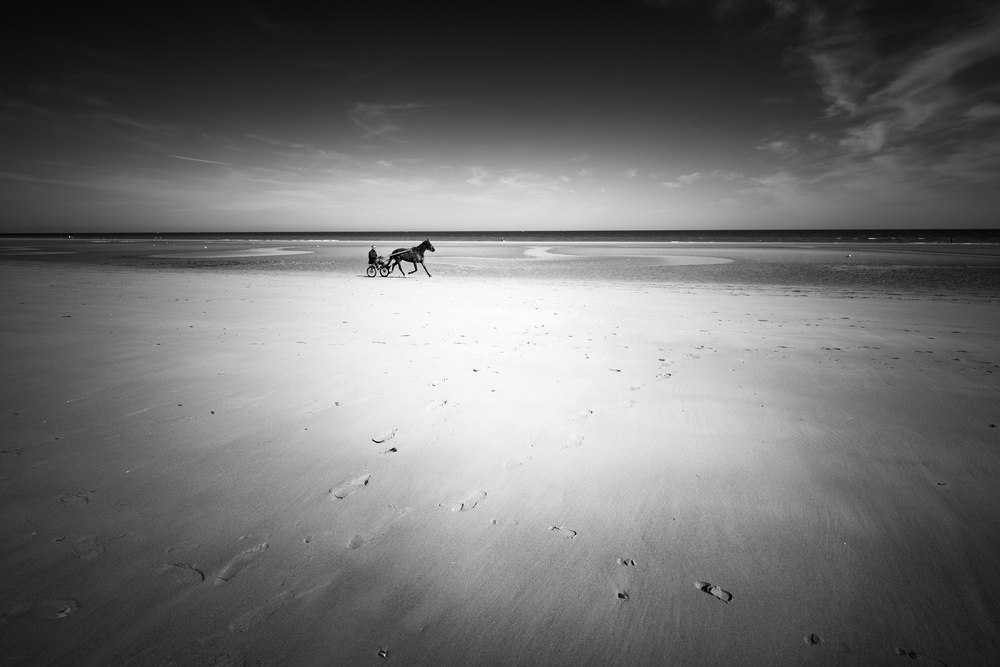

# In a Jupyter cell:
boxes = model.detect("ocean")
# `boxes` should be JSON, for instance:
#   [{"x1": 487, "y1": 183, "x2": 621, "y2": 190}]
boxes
[{"x1": 7, "y1": 228, "x2": 1000, "y2": 244}]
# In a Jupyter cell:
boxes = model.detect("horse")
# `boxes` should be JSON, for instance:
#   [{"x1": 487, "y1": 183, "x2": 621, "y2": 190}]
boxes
[{"x1": 386, "y1": 239, "x2": 435, "y2": 277}]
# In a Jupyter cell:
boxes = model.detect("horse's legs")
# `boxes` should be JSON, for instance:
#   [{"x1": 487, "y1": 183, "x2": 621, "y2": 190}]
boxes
[
  {"x1": 421, "y1": 261, "x2": 432, "y2": 277},
  {"x1": 407, "y1": 262, "x2": 418, "y2": 275}
]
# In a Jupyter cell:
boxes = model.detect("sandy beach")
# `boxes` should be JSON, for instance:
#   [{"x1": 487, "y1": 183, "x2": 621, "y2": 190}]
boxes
[{"x1": 2, "y1": 240, "x2": 999, "y2": 666}]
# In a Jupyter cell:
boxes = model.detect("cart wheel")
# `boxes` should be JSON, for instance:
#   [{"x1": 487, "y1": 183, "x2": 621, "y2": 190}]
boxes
[
  {"x1": 366, "y1": 265, "x2": 376, "y2": 277},
  {"x1": 379, "y1": 265, "x2": 390, "y2": 277}
]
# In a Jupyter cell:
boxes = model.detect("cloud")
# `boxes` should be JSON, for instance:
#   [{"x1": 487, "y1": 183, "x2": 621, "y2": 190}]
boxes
[
  {"x1": 496, "y1": 170, "x2": 574, "y2": 196},
  {"x1": 964, "y1": 103, "x2": 1000, "y2": 120},
  {"x1": 932, "y1": 137, "x2": 1000, "y2": 184},
  {"x1": 247, "y1": 134, "x2": 311, "y2": 150},
  {"x1": 874, "y1": 16, "x2": 1000, "y2": 132},
  {"x1": 168, "y1": 155, "x2": 232, "y2": 166},
  {"x1": 464, "y1": 167, "x2": 489, "y2": 185},
  {"x1": 30, "y1": 81, "x2": 111, "y2": 108},
  {"x1": 780, "y1": 2, "x2": 1000, "y2": 140},
  {"x1": 757, "y1": 138, "x2": 799, "y2": 159},
  {"x1": 0, "y1": 96, "x2": 52, "y2": 119},
  {"x1": 85, "y1": 111, "x2": 183, "y2": 135},
  {"x1": 624, "y1": 168, "x2": 638, "y2": 178},
  {"x1": 349, "y1": 102, "x2": 428, "y2": 140},
  {"x1": 663, "y1": 170, "x2": 745, "y2": 189},
  {"x1": 677, "y1": 170, "x2": 741, "y2": 183},
  {"x1": 741, "y1": 0, "x2": 1000, "y2": 220},
  {"x1": 839, "y1": 121, "x2": 887, "y2": 154}
]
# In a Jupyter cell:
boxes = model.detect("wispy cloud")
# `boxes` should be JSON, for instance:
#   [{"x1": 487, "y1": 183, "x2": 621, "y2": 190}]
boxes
[
  {"x1": 30, "y1": 81, "x2": 111, "y2": 108},
  {"x1": 85, "y1": 111, "x2": 183, "y2": 135},
  {"x1": 735, "y1": 1, "x2": 1000, "y2": 223},
  {"x1": 496, "y1": 170, "x2": 574, "y2": 196},
  {"x1": 862, "y1": 17, "x2": 1000, "y2": 153},
  {"x1": 349, "y1": 102, "x2": 428, "y2": 140},
  {"x1": 772, "y1": 2, "x2": 1000, "y2": 151},
  {"x1": 964, "y1": 103, "x2": 1000, "y2": 121},
  {"x1": 464, "y1": 166, "x2": 489, "y2": 185},
  {"x1": 667, "y1": 170, "x2": 744, "y2": 187},
  {"x1": 168, "y1": 155, "x2": 232, "y2": 166},
  {"x1": 247, "y1": 134, "x2": 311, "y2": 150}
]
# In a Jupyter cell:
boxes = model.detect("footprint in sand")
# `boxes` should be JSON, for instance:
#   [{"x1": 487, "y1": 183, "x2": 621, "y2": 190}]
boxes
[
  {"x1": 804, "y1": 634, "x2": 851, "y2": 654},
  {"x1": 565, "y1": 435, "x2": 584, "y2": 449},
  {"x1": 426, "y1": 399, "x2": 448, "y2": 410},
  {"x1": 568, "y1": 410, "x2": 593, "y2": 422},
  {"x1": 451, "y1": 491, "x2": 487, "y2": 512},
  {"x1": 5, "y1": 598, "x2": 81, "y2": 620},
  {"x1": 894, "y1": 648, "x2": 948, "y2": 665},
  {"x1": 503, "y1": 456, "x2": 532, "y2": 470},
  {"x1": 213, "y1": 543, "x2": 268, "y2": 586},
  {"x1": 549, "y1": 525, "x2": 577, "y2": 539},
  {"x1": 346, "y1": 534, "x2": 370, "y2": 550},
  {"x1": 617, "y1": 558, "x2": 637, "y2": 567},
  {"x1": 59, "y1": 493, "x2": 89, "y2": 506},
  {"x1": 329, "y1": 473, "x2": 371, "y2": 500},
  {"x1": 207, "y1": 652, "x2": 246, "y2": 667},
  {"x1": 346, "y1": 506, "x2": 413, "y2": 550},
  {"x1": 490, "y1": 517, "x2": 519, "y2": 527},
  {"x1": 53, "y1": 599, "x2": 80, "y2": 618},
  {"x1": 695, "y1": 581, "x2": 732, "y2": 603},
  {"x1": 372, "y1": 429, "x2": 396, "y2": 444},
  {"x1": 73, "y1": 536, "x2": 104, "y2": 561},
  {"x1": 229, "y1": 590, "x2": 294, "y2": 632},
  {"x1": 159, "y1": 563, "x2": 205, "y2": 586}
]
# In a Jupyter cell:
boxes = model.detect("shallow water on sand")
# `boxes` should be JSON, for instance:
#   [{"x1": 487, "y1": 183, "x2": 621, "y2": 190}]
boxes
[{"x1": 3, "y1": 238, "x2": 1000, "y2": 295}]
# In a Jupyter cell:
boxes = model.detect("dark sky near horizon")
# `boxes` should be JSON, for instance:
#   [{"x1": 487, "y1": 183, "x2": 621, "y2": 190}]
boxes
[{"x1": 1, "y1": 0, "x2": 999, "y2": 232}]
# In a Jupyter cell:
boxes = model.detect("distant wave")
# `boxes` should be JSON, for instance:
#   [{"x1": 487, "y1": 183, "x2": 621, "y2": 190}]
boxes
[
  {"x1": 14, "y1": 228, "x2": 998, "y2": 244},
  {"x1": 150, "y1": 247, "x2": 314, "y2": 259}
]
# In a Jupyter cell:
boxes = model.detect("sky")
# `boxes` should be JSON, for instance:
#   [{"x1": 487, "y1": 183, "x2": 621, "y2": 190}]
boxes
[{"x1": 1, "y1": 0, "x2": 999, "y2": 233}]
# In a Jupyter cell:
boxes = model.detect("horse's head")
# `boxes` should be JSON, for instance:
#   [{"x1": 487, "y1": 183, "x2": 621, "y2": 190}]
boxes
[{"x1": 423, "y1": 239, "x2": 435, "y2": 253}]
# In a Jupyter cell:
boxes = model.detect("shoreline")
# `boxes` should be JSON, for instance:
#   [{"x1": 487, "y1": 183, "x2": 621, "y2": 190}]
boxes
[{"x1": 4, "y1": 239, "x2": 999, "y2": 301}]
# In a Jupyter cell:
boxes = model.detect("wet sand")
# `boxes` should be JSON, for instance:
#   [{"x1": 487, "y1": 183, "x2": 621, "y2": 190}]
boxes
[{"x1": 1, "y1": 240, "x2": 999, "y2": 665}]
